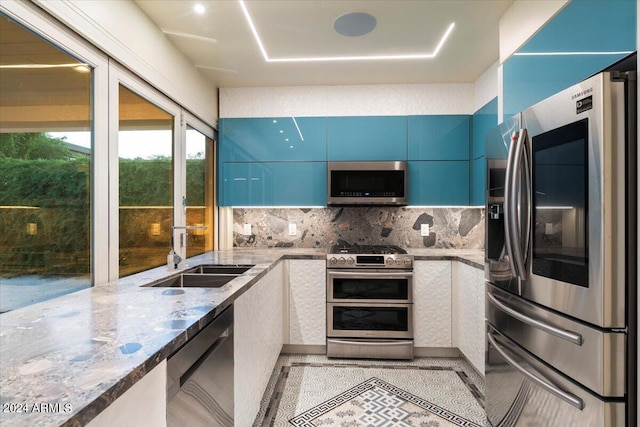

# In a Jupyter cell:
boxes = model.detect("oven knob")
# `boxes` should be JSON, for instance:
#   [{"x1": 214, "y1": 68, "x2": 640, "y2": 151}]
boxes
[
  {"x1": 386, "y1": 258, "x2": 394, "y2": 265},
  {"x1": 329, "y1": 257, "x2": 338, "y2": 265},
  {"x1": 346, "y1": 257, "x2": 355, "y2": 265},
  {"x1": 395, "y1": 259, "x2": 403, "y2": 265},
  {"x1": 338, "y1": 257, "x2": 346, "y2": 265},
  {"x1": 404, "y1": 258, "x2": 412, "y2": 265}
]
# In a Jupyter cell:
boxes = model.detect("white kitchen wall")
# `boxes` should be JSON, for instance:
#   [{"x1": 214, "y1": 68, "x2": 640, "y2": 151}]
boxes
[
  {"x1": 473, "y1": 61, "x2": 498, "y2": 113},
  {"x1": 31, "y1": 0, "x2": 218, "y2": 126},
  {"x1": 219, "y1": 83, "x2": 475, "y2": 117}
]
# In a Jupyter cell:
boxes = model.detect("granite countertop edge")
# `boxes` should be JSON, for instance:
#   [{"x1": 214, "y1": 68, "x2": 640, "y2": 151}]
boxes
[{"x1": 0, "y1": 247, "x2": 482, "y2": 427}]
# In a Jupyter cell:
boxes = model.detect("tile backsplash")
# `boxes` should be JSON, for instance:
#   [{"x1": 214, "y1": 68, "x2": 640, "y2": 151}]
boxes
[{"x1": 232, "y1": 207, "x2": 484, "y2": 249}]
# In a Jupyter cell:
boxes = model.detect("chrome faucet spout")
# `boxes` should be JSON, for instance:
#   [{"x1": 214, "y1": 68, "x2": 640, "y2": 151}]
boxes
[{"x1": 169, "y1": 225, "x2": 208, "y2": 269}]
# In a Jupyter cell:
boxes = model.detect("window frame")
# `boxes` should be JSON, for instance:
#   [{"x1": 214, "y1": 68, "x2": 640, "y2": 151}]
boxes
[{"x1": 1, "y1": 1, "x2": 218, "y2": 294}]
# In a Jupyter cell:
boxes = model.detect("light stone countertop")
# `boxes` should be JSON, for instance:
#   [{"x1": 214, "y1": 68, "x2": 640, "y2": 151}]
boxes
[{"x1": 0, "y1": 247, "x2": 483, "y2": 426}]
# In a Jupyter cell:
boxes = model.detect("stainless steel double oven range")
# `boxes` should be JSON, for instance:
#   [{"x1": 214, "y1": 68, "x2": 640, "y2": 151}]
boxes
[
  {"x1": 485, "y1": 69, "x2": 637, "y2": 426},
  {"x1": 326, "y1": 244, "x2": 414, "y2": 360}
]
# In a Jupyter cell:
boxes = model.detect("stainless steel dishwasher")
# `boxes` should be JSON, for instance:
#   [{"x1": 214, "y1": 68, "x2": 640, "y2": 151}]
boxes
[{"x1": 166, "y1": 305, "x2": 233, "y2": 426}]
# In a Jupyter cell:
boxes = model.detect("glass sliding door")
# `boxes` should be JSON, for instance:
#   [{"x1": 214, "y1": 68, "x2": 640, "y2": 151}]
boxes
[
  {"x1": 185, "y1": 125, "x2": 214, "y2": 257},
  {"x1": 0, "y1": 14, "x2": 94, "y2": 312},
  {"x1": 118, "y1": 85, "x2": 174, "y2": 277}
]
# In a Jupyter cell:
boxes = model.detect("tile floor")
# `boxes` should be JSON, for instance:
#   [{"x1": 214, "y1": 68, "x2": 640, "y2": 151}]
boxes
[{"x1": 253, "y1": 355, "x2": 486, "y2": 427}]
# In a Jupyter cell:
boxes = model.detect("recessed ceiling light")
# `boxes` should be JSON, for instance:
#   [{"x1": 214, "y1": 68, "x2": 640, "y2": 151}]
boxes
[
  {"x1": 237, "y1": 0, "x2": 455, "y2": 62},
  {"x1": 193, "y1": 3, "x2": 205, "y2": 15},
  {"x1": 334, "y1": 12, "x2": 376, "y2": 37}
]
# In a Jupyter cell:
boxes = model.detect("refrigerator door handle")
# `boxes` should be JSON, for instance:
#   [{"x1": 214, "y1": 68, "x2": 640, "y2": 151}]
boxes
[
  {"x1": 488, "y1": 292, "x2": 583, "y2": 346},
  {"x1": 503, "y1": 131, "x2": 519, "y2": 277},
  {"x1": 521, "y1": 131, "x2": 532, "y2": 270},
  {"x1": 488, "y1": 331, "x2": 585, "y2": 410},
  {"x1": 509, "y1": 128, "x2": 528, "y2": 279}
]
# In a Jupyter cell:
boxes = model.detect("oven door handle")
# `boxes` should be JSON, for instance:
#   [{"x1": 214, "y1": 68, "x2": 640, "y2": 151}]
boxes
[
  {"x1": 488, "y1": 332, "x2": 584, "y2": 410},
  {"x1": 488, "y1": 292, "x2": 583, "y2": 346},
  {"x1": 327, "y1": 339, "x2": 412, "y2": 347},
  {"x1": 328, "y1": 270, "x2": 413, "y2": 279}
]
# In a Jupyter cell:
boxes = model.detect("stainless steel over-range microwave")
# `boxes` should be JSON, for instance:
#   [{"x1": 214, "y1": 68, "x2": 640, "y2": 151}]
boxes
[{"x1": 327, "y1": 161, "x2": 408, "y2": 206}]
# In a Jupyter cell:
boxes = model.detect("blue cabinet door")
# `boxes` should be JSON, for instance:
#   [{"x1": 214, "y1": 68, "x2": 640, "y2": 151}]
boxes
[
  {"x1": 327, "y1": 116, "x2": 407, "y2": 160},
  {"x1": 502, "y1": 0, "x2": 636, "y2": 117},
  {"x1": 221, "y1": 162, "x2": 326, "y2": 206},
  {"x1": 471, "y1": 98, "x2": 497, "y2": 160},
  {"x1": 408, "y1": 161, "x2": 469, "y2": 206},
  {"x1": 219, "y1": 117, "x2": 326, "y2": 162},
  {"x1": 407, "y1": 115, "x2": 470, "y2": 160},
  {"x1": 470, "y1": 157, "x2": 486, "y2": 206}
]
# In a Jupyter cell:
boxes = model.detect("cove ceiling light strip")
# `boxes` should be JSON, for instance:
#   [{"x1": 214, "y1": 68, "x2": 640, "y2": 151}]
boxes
[
  {"x1": 238, "y1": 0, "x2": 455, "y2": 62},
  {"x1": 514, "y1": 51, "x2": 633, "y2": 56}
]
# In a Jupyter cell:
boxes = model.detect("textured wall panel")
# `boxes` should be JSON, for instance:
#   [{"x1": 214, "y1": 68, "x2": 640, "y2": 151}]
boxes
[
  {"x1": 454, "y1": 262, "x2": 485, "y2": 375},
  {"x1": 289, "y1": 260, "x2": 326, "y2": 345},
  {"x1": 234, "y1": 263, "x2": 284, "y2": 427},
  {"x1": 220, "y1": 84, "x2": 474, "y2": 118},
  {"x1": 414, "y1": 261, "x2": 452, "y2": 347}
]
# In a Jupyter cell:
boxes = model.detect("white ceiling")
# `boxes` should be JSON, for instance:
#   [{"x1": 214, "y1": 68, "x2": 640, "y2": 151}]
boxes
[{"x1": 134, "y1": 0, "x2": 513, "y2": 88}]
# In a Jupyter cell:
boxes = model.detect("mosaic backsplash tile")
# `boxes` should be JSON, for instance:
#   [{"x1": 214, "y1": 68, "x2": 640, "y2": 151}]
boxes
[{"x1": 232, "y1": 207, "x2": 484, "y2": 249}]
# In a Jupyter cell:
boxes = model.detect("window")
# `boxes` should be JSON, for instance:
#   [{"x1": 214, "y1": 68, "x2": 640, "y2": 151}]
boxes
[
  {"x1": 0, "y1": 6, "x2": 216, "y2": 312},
  {"x1": 118, "y1": 85, "x2": 174, "y2": 277},
  {"x1": 0, "y1": 14, "x2": 92, "y2": 312}
]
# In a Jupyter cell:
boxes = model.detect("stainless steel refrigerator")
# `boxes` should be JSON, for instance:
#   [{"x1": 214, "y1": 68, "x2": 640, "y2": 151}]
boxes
[{"x1": 484, "y1": 69, "x2": 637, "y2": 426}]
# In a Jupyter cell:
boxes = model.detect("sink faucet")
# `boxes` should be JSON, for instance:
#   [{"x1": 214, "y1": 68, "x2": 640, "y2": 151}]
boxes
[{"x1": 169, "y1": 225, "x2": 208, "y2": 269}]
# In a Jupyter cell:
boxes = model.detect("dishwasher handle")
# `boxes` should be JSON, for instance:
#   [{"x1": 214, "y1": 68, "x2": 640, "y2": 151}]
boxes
[
  {"x1": 180, "y1": 330, "x2": 231, "y2": 387},
  {"x1": 167, "y1": 306, "x2": 233, "y2": 396}
]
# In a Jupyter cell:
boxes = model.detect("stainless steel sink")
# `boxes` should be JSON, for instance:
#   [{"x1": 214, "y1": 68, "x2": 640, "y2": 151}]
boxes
[
  {"x1": 186, "y1": 265, "x2": 254, "y2": 275},
  {"x1": 151, "y1": 265, "x2": 254, "y2": 288}
]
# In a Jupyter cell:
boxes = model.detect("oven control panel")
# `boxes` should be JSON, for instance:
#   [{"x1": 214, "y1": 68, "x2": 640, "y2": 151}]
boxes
[{"x1": 327, "y1": 254, "x2": 413, "y2": 269}]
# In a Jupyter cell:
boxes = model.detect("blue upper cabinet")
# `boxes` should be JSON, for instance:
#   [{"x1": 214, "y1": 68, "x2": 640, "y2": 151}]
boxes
[
  {"x1": 407, "y1": 115, "x2": 470, "y2": 161},
  {"x1": 221, "y1": 162, "x2": 326, "y2": 206},
  {"x1": 408, "y1": 161, "x2": 469, "y2": 206},
  {"x1": 219, "y1": 117, "x2": 326, "y2": 162},
  {"x1": 469, "y1": 98, "x2": 497, "y2": 206},
  {"x1": 503, "y1": 0, "x2": 636, "y2": 117},
  {"x1": 471, "y1": 98, "x2": 497, "y2": 160},
  {"x1": 327, "y1": 116, "x2": 407, "y2": 161}
]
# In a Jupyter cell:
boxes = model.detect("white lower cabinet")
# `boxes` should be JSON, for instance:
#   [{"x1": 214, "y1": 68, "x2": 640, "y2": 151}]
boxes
[
  {"x1": 287, "y1": 259, "x2": 326, "y2": 346},
  {"x1": 413, "y1": 261, "x2": 452, "y2": 347},
  {"x1": 452, "y1": 261, "x2": 485, "y2": 375},
  {"x1": 234, "y1": 262, "x2": 284, "y2": 427},
  {"x1": 86, "y1": 360, "x2": 167, "y2": 427}
]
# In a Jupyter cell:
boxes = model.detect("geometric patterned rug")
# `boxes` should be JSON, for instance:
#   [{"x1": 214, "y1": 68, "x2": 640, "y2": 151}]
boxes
[
  {"x1": 289, "y1": 377, "x2": 484, "y2": 427},
  {"x1": 257, "y1": 358, "x2": 485, "y2": 427}
]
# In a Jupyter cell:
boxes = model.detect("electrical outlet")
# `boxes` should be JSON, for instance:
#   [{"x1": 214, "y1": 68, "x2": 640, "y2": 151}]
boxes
[
  {"x1": 420, "y1": 224, "x2": 429, "y2": 236},
  {"x1": 545, "y1": 223, "x2": 554, "y2": 235},
  {"x1": 243, "y1": 223, "x2": 252, "y2": 236},
  {"x1": 289, "y1": 223, "x2": 297, "y2": 236}
]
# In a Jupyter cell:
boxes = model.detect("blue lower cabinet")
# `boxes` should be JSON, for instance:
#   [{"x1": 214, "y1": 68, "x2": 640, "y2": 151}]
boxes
[
  {"x1": 408, "y1": 161, "x2": 469, "y2": 206},
  {"x1": 470, "y1": 157, "x2": 486, "y2": 206},
  {"x1": 221, "y1": 162, "x2": 326, "y2": 206},
  {"x1": 327, "y1": 116, "x2": 407, "y2": 161}
]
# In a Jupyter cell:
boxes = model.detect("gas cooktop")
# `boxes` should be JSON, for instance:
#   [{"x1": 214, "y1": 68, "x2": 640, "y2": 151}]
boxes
[{"x1": 329, "y1": 244, "x2": 408, "y2": 255}]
